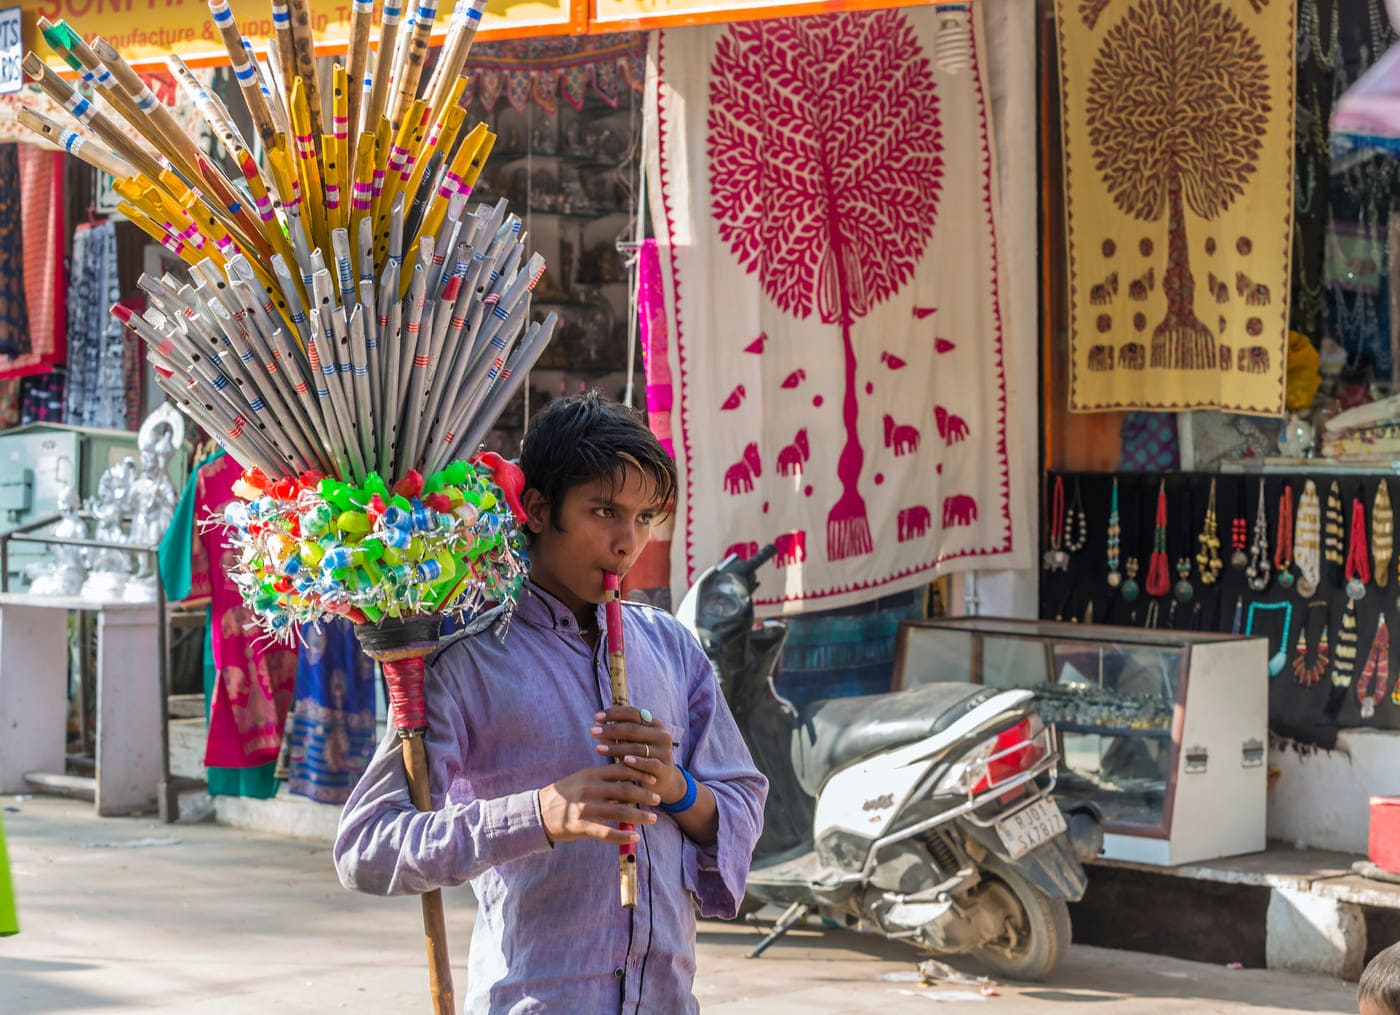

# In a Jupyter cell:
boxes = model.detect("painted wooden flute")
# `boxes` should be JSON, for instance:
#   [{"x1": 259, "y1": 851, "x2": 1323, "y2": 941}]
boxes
[{"x1": 603, "y1": 571, "x2": 638, "y2": 909}]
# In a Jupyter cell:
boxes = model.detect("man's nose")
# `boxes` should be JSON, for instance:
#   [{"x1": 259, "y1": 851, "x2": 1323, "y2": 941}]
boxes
[{"x1": 613, "y1": 521, "x2": 639, "y2": 557}]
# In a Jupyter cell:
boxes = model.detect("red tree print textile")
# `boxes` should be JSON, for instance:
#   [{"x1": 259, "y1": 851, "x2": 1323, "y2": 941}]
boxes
[
  {"x1": 649, "y1": 7, "x2": 1026, "y2": 614},
  {"x1": 709, "y1": 14, "x2": 943, "y2": 561}
]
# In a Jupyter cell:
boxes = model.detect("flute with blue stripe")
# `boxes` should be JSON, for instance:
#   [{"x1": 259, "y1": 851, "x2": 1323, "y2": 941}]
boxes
[
  {"x1": 16, "y1": 108, "x2": 130, "y2": 180},
  {"x1": 21, "y1": 52, "x2": 164, "y2": 183},
  {"x1": 364, "y1": 0, "x2": 403, "y2": 139},
  {"x1": 208, "y1": 0, "x2": 278, "y2": 150}
]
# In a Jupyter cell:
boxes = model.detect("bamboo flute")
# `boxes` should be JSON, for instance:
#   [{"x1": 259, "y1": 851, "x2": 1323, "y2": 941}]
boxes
[
  {"x1": 602, "y1": 571, "x2": 639, "y2": 909},
  {"x1": 208, "y1": 0, "x2": 278, "y2": 151},
  {"x1": 364, "y1": 0, "x2": 403, "y2": 138},
  {"x1": 387, "y1": 0, "x2": 438, "y2": 134},
  {"x1": 21, "y1": 54, "x2": 165, "y2": 184},
  {"x1": 345, "y1": 0, "x2": 374, "y2": 150},
  {"x1": 330, "y1": 64, "x2": 351, "y2": 234},
  {"x1": 270, "y1": 0, "x2": 299, "y2": 119},
  {"x1": 16, "y1": 108, "x2": 132, "y2": 179},
  {"x1": 424, "y1": 0, "x2": 487, "y2": 119},
  {"x1": 285, "y1": 0, "x2": 324, "y2": 145}
]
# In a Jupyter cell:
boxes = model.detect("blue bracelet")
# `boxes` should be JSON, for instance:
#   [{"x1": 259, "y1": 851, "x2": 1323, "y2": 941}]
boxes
[{"x1": 659, "y1": 766, "x2": 698, "y2": 814}]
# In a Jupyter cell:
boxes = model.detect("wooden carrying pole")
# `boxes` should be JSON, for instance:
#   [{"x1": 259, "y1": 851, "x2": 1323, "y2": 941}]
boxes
[{"x1": 354, "y1": 615, "x2": 454, "y2": 1015}]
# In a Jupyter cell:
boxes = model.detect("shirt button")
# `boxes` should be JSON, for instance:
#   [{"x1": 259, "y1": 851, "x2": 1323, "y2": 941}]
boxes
[
  {"x1": 560, "y1": 618, "x2": 570, "y2": 627},
  {"x1": 613, "y1": 967, "x2": 624, "y2": 978}
]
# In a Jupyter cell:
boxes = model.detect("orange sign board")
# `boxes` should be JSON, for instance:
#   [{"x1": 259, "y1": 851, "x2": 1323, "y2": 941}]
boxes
[
  {"x1": 21, "y1": 0, "x2": 580, "y2": 71},
  {"x1": 590, "y1": 0, "x2": 963, "y2": 31}
]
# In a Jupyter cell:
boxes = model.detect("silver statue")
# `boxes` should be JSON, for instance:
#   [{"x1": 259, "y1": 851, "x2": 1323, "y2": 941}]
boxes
[
  {"x1": 79, "y1": 458, "x2": 136, "y2": 601},
  {"x1": 123, "y1": 406, "x2": 182, "y2": 602},
  {"x1": 27, "y1": 483, "x2": 88, "y2": 597}
]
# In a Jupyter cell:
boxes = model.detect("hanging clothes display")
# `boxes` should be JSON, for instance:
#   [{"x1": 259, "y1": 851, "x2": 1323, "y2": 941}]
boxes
[
  {"x1": 0, "y1": 145, "x2": 30, "y2": 363},
  {"x1": 159, "y1": 451, "x2": 298, "y2": 798},
  {"x1": 0, "y1": 146, "x2": 65, "y2": 381},
  {"x1": 276, "y1": 618, "x2": 377, "y2": 805},
  {"x1": 65, "y1": 222, "x2": 128, "y2": 430}
]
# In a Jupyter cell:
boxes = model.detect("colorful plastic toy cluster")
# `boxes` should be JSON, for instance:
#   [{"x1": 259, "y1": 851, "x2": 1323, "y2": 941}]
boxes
[{"x1": 218, "y1": 456, "x2": 529, "y2": 637}]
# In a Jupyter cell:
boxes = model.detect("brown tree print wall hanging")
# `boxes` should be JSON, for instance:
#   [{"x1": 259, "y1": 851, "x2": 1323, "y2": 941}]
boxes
[{"x1": 1055, "y1": 0, "x2": 1295, "y2": 413}]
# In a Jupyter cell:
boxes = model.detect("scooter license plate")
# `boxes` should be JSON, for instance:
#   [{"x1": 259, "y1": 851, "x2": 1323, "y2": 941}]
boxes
[{"x1": 995, "y1": 798, "x2": 1067, "y2": 860}]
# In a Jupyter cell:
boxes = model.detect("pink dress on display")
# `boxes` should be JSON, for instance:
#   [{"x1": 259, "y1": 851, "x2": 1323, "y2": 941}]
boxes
[{"x1": 185, "y1": 454, "x2": 298, "y2": 768}]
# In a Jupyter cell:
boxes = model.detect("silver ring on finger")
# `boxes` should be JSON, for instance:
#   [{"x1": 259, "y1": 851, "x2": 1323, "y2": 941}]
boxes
[{"x1": 644, "y1": 744, "x2": 651, "y2": 759}]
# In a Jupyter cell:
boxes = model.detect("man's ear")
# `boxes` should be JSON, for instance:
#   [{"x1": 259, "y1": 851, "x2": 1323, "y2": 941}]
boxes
[{"x1": 521, "y1": 488, "x2": 549, "y2": 535}]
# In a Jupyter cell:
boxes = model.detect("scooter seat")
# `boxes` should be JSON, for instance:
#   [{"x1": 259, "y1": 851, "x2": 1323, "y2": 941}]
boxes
[{"x1": 793, "y1": 682, "x2": 999, "y2": 795}]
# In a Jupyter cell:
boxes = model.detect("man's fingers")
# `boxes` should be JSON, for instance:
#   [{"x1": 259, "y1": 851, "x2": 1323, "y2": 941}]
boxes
[
  {"x1": 595, "y1": 721, "x2": 670, "y2": 745},
  {"x1": 592, "y1": 763, "x2": 659, "y2": 784},
  {"x1": 577, "y1": 803, "x2": 657, "y2": 828}
]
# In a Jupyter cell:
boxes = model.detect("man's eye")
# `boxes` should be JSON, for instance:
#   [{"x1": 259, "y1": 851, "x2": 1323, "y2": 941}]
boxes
[{"x1": 595, "y1": 507, "x2": 614, "y2": 518}]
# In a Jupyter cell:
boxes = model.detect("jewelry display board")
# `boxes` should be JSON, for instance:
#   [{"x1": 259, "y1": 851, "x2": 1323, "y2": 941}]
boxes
[
  {"x1": 1042, "y1": 470, "x2": 1400, "y2": 734},
  {"x1": 892, "y1": 616, "x2": 1267, "y2": 866}
]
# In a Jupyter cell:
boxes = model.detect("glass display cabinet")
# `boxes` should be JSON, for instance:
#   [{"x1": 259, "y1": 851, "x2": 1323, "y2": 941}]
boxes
[{"x1": 891, "y1": 617, "x2": 1268, "y2": 866}]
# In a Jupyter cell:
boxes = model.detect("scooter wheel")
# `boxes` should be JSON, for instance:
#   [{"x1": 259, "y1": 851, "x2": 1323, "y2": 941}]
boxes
[{"x1": 968, "y1": 861, "x2": 1070, "y2": 982}]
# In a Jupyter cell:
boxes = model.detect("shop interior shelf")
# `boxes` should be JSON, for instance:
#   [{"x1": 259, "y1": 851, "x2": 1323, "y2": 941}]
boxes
[
  {"x1": 489, "y1": 150, "x2": 629, "y2": 170},
  {"x1": 1050, "y1": 721, "x2": 1173, "y2": 739}
]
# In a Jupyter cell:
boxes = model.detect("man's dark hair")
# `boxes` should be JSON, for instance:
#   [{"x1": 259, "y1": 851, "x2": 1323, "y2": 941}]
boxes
[
  {"x1": 1361, "y1": 941, "x2": 1400, "y2": 1013},
  {"x1": 518, "y1": 392, "x2": 677, "y2": 532}
]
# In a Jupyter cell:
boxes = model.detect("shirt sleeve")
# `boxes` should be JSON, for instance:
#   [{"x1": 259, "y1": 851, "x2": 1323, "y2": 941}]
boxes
[
  {"x1": 333, "y1": 652, "x2": 552, "y2": 896},
  {"x1": 674, "y1": 630, "x2": 768, "y2": 919}
]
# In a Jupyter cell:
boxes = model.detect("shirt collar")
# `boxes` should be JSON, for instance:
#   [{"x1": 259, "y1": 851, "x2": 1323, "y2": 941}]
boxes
[{"x1": 519, "y1": 579, "x2": 606, "y2": 637}]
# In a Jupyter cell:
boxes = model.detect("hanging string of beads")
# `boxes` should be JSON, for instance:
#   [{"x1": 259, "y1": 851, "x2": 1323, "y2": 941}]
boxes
[
  {"x1": 1275, "y1": 484, "x2": 1296, "y2": 590},
  {"x1": 1174, "y1": 486, "x2": 1195, "y2": 603},
  {"x1": 1231, "y1": 507, "x2": 1249, "y2": 570},
  {"x1": 1374, "y1": 480, "x2": 1393, "y2": 589},
  {"x1": 1106, "y1": 477, "x2": 1122, "y2": 589},
  {"x1": 1195, "y1": 478, "x2": 1223, "y2": 586},
  {"x1": 1345, "y1": 496, "x2": 1371, "y2": 602},
  {"x1": 1296, "y1": 480, "x2": 1322, "y2": 597},
  {"x1": 1064, "y1": 478, "x2": 1088, "y2": 555},
  {"x1": 1246, "y1": 476, "x2": 1271, "y2": 592},
  {"x1": 1044, "y1": 475, "x2": 1068, "y2": 572},
  {"x1": 1146, "y1": 480, "x2": 1171, "y2": 598}
]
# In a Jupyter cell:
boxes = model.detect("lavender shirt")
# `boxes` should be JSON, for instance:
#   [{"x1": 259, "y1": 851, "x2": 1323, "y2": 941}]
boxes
[{"x1": 334, "y1": 582, "x2": 767, "y2": 1013}]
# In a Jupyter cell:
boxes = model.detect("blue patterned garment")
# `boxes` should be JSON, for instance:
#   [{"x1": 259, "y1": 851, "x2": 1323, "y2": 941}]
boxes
[
  {"x1": 281, "y1": 618, "x2": 378, "y2": 805},
  {"x1": 0, "y1": 145, "x2": 28, "y2": 362},
  {"x1": 64, "y1": 222, "x2": 127, "y2": 430},
  {"x1": 1119, "y1": 411, "x2": 1180, "y2": 472}
]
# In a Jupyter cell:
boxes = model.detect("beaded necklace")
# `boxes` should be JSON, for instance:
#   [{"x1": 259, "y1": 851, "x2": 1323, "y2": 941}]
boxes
[
  {"x1": 1245, "y1": 476, "x2": 1271, "y2": 592},
  {"x1": 1292, "y1": 605, "x2": 1330, "y2": 688},
  {"x1": 1358, "y1": 615, "x2": 1391, "y2": 719},
  {"x1": 1195, "y1": 478, "x2": 1223, "y2": 586},
  {"x1": 1230, "y1": 505, "x2": 1248, "y2": 571},
  {"x1": 1146, "y1": 480, "x2": 1171, "y2": 598},
  {"x1": 1324, "y1": 481, "x2": 1345, "y2": 581},
  {"x1": 1044, "y1": 475, "x2": 1067, "y2": 572},
  {"x1": 1345, "y1": 496, "x2": 1371, "y2": 602},
  {"x1": 1295, "y1": 480, "x2": 1322, "y2": 597},
  {"x1": 1106, "y1": 477, "x2": 1122, "y2": 590},
  {"x1": 1245, "y1": 599, "x2": 1292, "y2": 678},
  {"x1": 1275, "y1": 484, "x2": 1295, "y2": 590},
  {"x1": 1064, "y1": 479, "x2": 1087, "y2": 556},
  {"x1": 1374, "y1": 480, "x2": 1393, "y2": 589},
  {"x1": 1174, "y1": 487, "x2": 1194, "y2": 603}
]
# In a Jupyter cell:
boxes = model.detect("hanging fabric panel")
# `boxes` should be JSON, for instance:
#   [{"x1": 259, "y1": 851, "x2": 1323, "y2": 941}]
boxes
[
  {"x1": 1056, "y1": 0, "x2": 1296, "y2": 412},
  {"x1": 65, "y1": 222, "x2": 128, "y2": 431},
  {"x1": 648, "y1": 6, "x2": 1027, "y2": 616}
]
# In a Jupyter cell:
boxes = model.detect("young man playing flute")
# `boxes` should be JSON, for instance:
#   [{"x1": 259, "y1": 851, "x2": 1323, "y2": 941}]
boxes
[{"x1": 335, "y1": 393, "x2": 767, "y2": 1012}]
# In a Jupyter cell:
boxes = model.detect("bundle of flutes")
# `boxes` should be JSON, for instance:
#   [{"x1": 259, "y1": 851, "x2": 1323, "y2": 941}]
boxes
[{"x1": 21, "y1": 0, "x2": 557, "y2": 487}]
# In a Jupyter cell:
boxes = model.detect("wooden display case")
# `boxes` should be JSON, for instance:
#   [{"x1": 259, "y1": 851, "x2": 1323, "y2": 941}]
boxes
[{"x1": 892, "y1": 617, "x2": 1269, "y2": 866}]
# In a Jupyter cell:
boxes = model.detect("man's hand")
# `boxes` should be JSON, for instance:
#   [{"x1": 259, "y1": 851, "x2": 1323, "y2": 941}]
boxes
[
  {"x1": 592, "y1": 706, "x2": 686, "y2": 805},
  {"x1": 538, "y1": 765, "x2": 660, "y2": 845}
]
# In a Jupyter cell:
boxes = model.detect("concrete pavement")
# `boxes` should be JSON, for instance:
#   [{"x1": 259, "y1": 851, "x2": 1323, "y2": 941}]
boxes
[{"x1": 0, "y1": 796, "x2": 1360, "y2": 1014}]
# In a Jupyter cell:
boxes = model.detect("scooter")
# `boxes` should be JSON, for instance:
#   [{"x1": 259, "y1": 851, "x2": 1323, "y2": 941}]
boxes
[{"x1": 677, "y1": 545, "x2": 1102, "y2": 980}]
